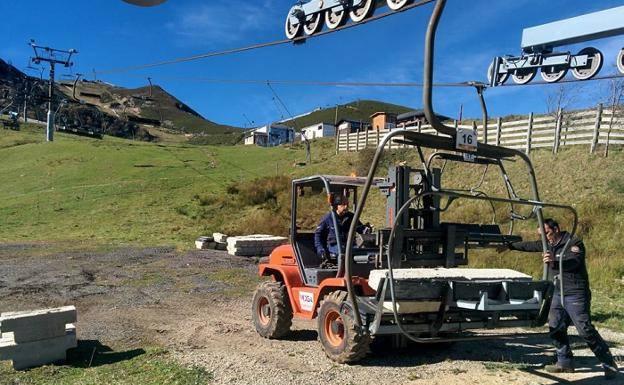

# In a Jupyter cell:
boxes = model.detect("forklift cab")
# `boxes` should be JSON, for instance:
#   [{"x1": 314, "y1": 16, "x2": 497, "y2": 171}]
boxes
[{"x1": 291, "y1": 175, "x2": 382, "y2": 287}]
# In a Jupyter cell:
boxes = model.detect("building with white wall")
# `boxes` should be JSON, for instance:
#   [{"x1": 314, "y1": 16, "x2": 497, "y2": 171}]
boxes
[
  {"x1": 244, "y1": 123, "x2": 295, "y2": 147},
  {"x1": 300, "y1": 122, "x2": 336, "y2": 140}
]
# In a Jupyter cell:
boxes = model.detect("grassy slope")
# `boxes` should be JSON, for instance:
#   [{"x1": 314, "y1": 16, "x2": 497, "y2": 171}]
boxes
[
  {"x1": 0, "y1": 347, "x2": 211, "y2": 385},
  {"x1": 0, "y1": 125, "x2": 301, "y2": 247},
  {"x1": 0, "y1": 125, "x2": 623, "y2": 330},
  {"x1": 113, "y1": 86, "x2": 238, "y2": 135}
]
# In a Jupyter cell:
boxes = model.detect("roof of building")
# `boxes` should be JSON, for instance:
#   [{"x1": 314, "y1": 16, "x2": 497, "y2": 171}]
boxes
[
  {"x1": 370, "y1": 111, "x2": 398, "y2": 118},
  {"x1": 301, "y1": 122, "x2": 336, "y2": 130}
]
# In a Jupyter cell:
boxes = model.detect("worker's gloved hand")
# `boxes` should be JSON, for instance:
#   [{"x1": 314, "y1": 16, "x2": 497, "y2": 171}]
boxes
[
  {"x1": 320, "y1": 250, "x2": 330, "y2": 261},
  {"x1": 362, "y1": 222, "x2": 374, "y2": 234}
]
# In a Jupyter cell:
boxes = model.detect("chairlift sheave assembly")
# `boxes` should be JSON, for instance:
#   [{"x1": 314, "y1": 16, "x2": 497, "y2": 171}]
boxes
[
  {"x1": 488, "y1": 5, "x2": 624, "y2": 86},
  {"x1": 285, "y1": 0, "x2": 414, "y2": 39}
]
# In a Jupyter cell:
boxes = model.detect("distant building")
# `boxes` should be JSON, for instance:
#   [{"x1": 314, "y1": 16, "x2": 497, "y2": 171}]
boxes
[
  {"x1": 370, "y1": 112, "x2": 397, "y2": 131},
  {"x1": 244, "y1": 130, "x2": 268, "y2": 146},
  {"x1": 396, "y1": 110, "x2": 451, "y2": 128},
  {"x1": 336, "y1": 119, "x2": 370, "y2": 134},
  {"x1": 244, "y1": 123, "x2": 295, "y2": 147},
  {"x1": 301, "y1": 122, "x2": 336, "y2": 140}
]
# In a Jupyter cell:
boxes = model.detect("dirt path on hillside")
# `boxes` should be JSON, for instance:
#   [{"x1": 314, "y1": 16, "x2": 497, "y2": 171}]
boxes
[{"x1": 0, "y1": 243, "x2": 621, "y2": 385}]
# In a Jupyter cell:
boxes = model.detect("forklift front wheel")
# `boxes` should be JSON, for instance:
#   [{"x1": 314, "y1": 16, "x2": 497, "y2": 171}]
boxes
[
  {"x1": 317, "y1": 291, "x2": 371, "y2": 363},
  {"x1": 252, "y1": 281, "x2": 293, "y2": 339}
]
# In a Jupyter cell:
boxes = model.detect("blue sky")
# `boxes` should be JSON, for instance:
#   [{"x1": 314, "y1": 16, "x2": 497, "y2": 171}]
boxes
[{"x1": 1, "y1": 0, "x2": 623, "y2": 127}]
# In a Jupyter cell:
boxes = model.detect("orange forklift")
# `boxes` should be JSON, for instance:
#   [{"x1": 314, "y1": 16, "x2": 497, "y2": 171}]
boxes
[{"x1": 252, "y1": 0, "x2": 578, "y2": 363}]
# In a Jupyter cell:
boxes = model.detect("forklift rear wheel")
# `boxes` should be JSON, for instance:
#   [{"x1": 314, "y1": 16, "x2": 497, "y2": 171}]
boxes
[
  {"x1": 317, "y1": 291, "x2": 371, "y2": 363},
  {"x1": 252, "y1": 281, "x2": 292, "y2": 339}
]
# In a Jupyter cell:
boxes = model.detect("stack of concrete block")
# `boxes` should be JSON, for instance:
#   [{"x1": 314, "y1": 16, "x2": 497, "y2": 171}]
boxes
[
  {"x1": 213, "y1": 233, "x2": 229, "y2": 244},
  {"x1": 226, "y1": 234, "x2": 288, "y2": 257},
  {"x1": 0, "y1": 306, "x2": 77, "y2": 370},
  {"x1": 212, "y1": 233, "x2": 228, "y2": 251},
  {"x1": 195, "y1": 236, "x2": 216, "y2": 250}
]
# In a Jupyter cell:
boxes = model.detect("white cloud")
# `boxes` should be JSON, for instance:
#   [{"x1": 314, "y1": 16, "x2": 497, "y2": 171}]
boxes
[{"x1": 166, "y1": 0, "x2": 279, "y2": 46}]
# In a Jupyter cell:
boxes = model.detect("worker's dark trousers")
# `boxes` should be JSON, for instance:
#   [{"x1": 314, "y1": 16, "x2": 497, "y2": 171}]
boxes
[{"x1": 548, "y1": 290, "x2": 615, "y2": 368}]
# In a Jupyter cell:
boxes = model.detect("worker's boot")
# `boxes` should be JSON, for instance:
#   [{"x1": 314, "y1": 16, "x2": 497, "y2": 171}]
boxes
[
  {"x1": 604, "y1": 362, "x2": 619, "y2": 380},
  {"x1": 544, "y1": 362, "x2": 575, "y2": 374}
]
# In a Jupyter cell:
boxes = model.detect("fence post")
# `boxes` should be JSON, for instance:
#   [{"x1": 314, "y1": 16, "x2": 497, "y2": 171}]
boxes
[
  {"x1": 365, "y1": 128, "x2": 369, "y2": 148},
  {"x1": 553, "y1": 108, "x2": 562, "y2": 154},
  {"x1": 526, "y1": 113, "x2": 534, "y2": 154},
  {"x1": 590, "y1": 103, "x2": 603, "y2": 154},
  {"x1": 417, "y1": 120, "x2": 422, "y2": 133},
  {"x1": 356, "y1": 129, "x2": 360, "y2": 152},
  {"x1": 496, "y1": 117, "x2": 502, "y2": 146},
  {"x1": 402, "y1": 125, "x2": 407, "y2": 148},
  {"x1": 376, "y1": 129, "x2": 380, "y2": 147},
  {"x1": 346, "y1": 130, "x2": 350, "y2": 152},
  {"x1": 335, "y1": 129, "x2": 340, "y2": 154}
]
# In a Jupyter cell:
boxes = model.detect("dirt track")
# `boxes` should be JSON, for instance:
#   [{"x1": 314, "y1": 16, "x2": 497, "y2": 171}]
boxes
[{"x1": 0, "y1": 243, "x2": 622, "y2": 385}]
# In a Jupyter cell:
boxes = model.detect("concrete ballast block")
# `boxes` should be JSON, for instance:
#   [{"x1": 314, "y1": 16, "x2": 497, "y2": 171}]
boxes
[
  {"x1": 0, "y1": 306, "x2": 76, "y2": 343},
  {"x1": 0, "y1": 306, "x2": 77, "y2": 370},
  {"x1": 213, "y1": 233, "x2": 229, "y2": 243}
]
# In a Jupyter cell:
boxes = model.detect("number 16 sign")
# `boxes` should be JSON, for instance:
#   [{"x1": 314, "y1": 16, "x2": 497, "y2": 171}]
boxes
[{"x1": 456, "y1": 127, "x2": 478, "y2": 152}]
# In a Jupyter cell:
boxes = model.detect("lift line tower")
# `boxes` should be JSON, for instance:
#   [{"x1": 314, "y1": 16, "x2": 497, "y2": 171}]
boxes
[{"x1": 29, "y1": 41, "x2": 77, "y2": 142}]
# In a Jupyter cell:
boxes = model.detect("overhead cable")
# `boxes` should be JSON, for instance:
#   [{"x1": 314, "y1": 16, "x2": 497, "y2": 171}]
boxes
[
  {"x1": 96, "y1": 0, "x2": 435, "y2": 75},
  {"x1": 121, "y1": 74, "x2": 473, "y2": 88}
]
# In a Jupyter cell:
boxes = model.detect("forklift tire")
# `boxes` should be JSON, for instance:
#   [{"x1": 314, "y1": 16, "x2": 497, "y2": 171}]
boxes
[
  {"x1": 317, "y1": 291, "x2": 371, "y2": 363},
  {"x1": 252, "y1": 281, "x2": 293, "y2": 339}
]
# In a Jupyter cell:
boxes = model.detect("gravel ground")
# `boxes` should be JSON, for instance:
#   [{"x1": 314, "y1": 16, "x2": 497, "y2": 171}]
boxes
[{"x1": 0, "y1": 243, "x2": 622, "y2": 385}]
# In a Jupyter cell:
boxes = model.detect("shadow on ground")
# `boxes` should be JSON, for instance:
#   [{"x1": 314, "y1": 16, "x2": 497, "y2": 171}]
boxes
[{"x1": 66, "y1": 340, "x2": 145, "y2": 368}]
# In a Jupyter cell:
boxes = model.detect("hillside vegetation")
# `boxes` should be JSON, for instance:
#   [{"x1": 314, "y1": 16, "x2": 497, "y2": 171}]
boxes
[
  {"x1": 0, "y1": 124, "x2": 623, "y2": 330},
  {"x1": 283, "y1": 100, "x2": 412, "y2": 129}
]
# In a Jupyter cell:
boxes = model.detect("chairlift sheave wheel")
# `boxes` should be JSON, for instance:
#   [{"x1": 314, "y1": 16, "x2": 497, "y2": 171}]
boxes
[
  {"x1": 303, "y1": 12, "x2": 323, "y2": 36},
  {"x1": 285, "y1": 11, "x2": 303, "y2": 40},
  {"x1": 386, "y1": 0, "x2": 413, "y2": 11},
  {"x1": 540, "y1": 65, "x2": 568, "y2": 83},
  {"x1": 571, "y1": 47, "x2": 603, "y2": 81},
  {"x1": 349, "y1": 0, "x2": 375, "y2": 23},
  {"x1": 511, "y1": 68, "x2": 536, "y2": 85},
  {"x1": 617, "y1": 48, "x2": 624, "y2": 75},
  {"x1": 488, "y1": 61, "x2": 509, "y2": 85},
  {"x1": 325, "y1": 6, "x2": 347, "y2": 29}
]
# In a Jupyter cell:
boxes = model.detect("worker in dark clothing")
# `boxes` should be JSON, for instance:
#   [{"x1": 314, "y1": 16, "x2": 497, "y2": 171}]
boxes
[
  {"x1": 314, "y1": 194, "x2": 368, "y2": 268},
  {"x1": 504, "y1": 218, "x2": 619, "y2": 380}
]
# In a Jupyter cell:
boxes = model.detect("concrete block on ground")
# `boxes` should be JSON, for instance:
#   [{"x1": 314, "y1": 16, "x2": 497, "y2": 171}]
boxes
[
  {"x1": 213, "y1": 233, "x2": 229, "y2": 243},
  {"x1": 226, "y1": 234, "x2": 288, "y2": 257},
  {"x1": 195, "y1": 236, "x2": 216, "y2": 250},
  {"x1": 0, "y1": 325, "x2": 76, "y2": 370},
  {"x1": 0, "y1": 306, "x2": 76, "y2": 343}
]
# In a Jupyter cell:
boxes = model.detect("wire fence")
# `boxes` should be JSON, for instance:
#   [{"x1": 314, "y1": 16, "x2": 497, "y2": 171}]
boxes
[{"x1": 336, "y1": 104, "x2": 624, "y2": 155}]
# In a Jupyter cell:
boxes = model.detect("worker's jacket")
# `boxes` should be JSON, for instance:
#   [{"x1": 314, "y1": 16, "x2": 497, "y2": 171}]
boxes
[
  {"x1": 509, "y1": 231, "x2": 589, "y2": 294},
  {"x1": 314, "y1": 211, "x2": 364, "y2": 256}
]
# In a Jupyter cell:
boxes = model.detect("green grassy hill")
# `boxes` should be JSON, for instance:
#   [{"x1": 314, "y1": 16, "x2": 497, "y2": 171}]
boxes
[
  {"x1": 1, "y1": 124, "x2": 623, "y2": 330},
  {"x1": 283, "y1": 100, "x2": 413, "y2": 129}
]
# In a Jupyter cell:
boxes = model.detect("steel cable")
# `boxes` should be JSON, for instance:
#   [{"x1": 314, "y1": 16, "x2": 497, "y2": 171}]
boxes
[{"x1": 95, "y1": 0, "x2": 435, "y2": 75}]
